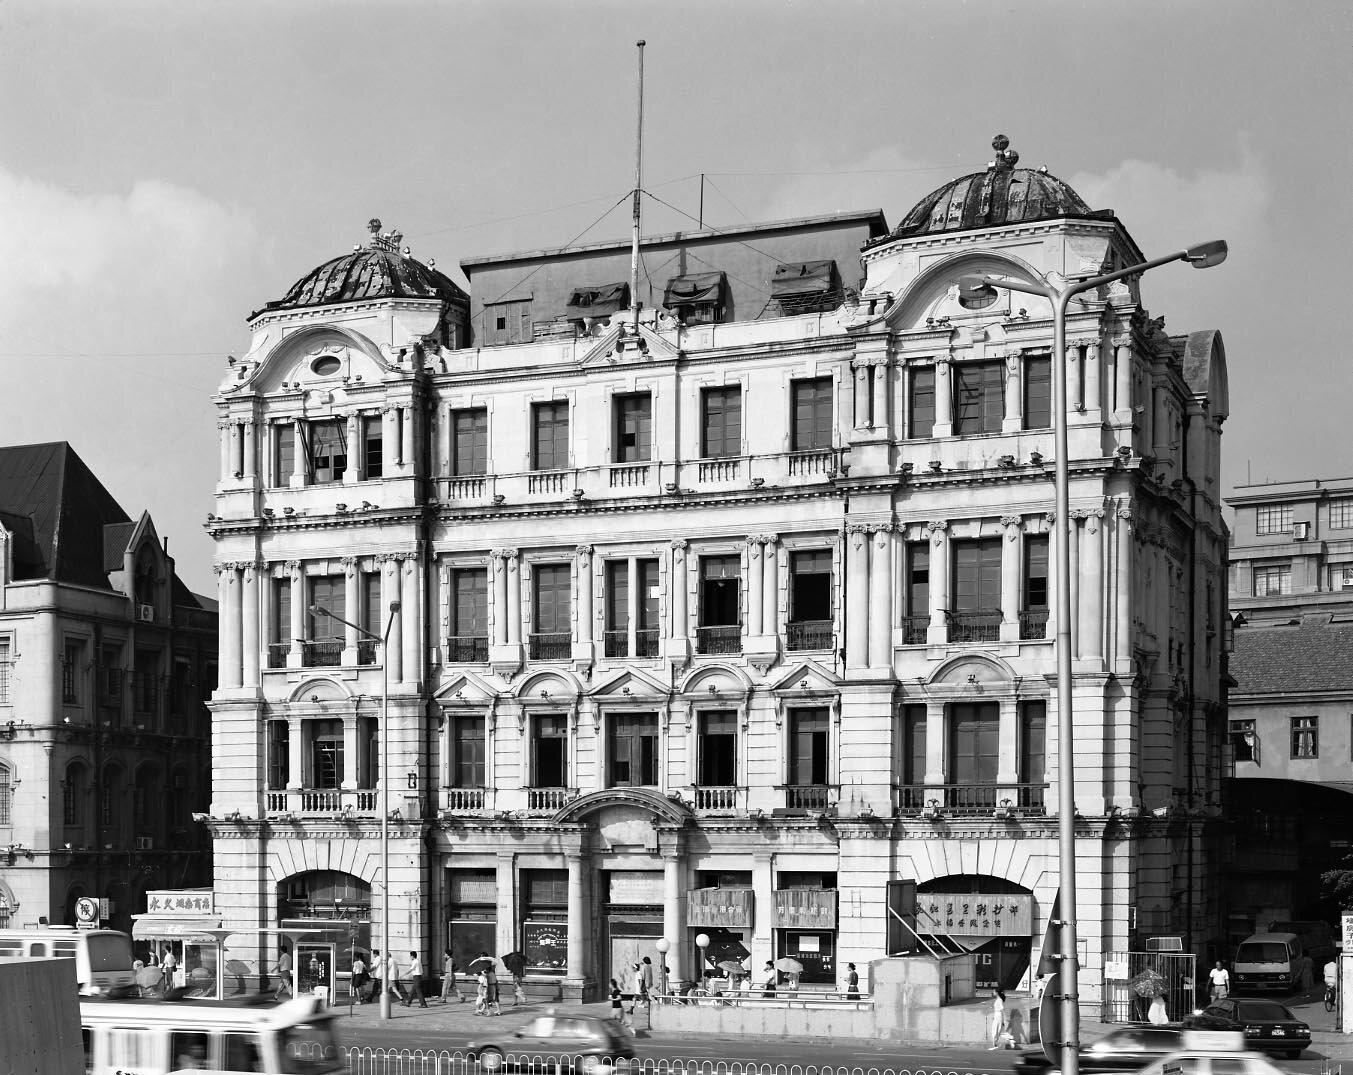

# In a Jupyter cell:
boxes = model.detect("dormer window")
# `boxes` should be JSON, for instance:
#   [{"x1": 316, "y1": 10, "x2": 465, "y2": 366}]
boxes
[
  {"x1": 663, "y1": 272, "x2": 725, "y2": 325},
  {"x1": 771, "y1": 261, "x2": 840, "y2": 316}
]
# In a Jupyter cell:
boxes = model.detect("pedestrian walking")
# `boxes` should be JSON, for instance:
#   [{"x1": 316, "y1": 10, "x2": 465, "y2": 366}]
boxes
[
  {"x1": 161, "y1": 946, "x2": 179, "y2": 991},
  {"x1": 761, "y1": 961, "x2": 777, "y2": 998},
  {"x1": 474, "y1": 969, "x2": 488, "y2": 1015},
  {"x1": 385, "y1": 952, "x2": 406, "y2": 1004},
  {"x1": 844, "y1": 962, "x2": 860, "y2": 999},
  {"x1": 512, "y1": 969, "x2": 527, "y2": 1005},
  {"x1": 989, "y1": 988, "x2": 1008, "y2": 1049},
  {"x1": 1208, "y1": 961, "x2": 1230, "y2": 1002},
  {"x1": 627, "y1": 962, "x2": 648, "y2": 1014},
  {"x1": 641, "y1": 956, "x2": 654, "y2": 995},
  {"x1": 403, "y1": 951, "x2": 428, "y2": 1007},
  {"x1": 484, "y1": 959, "x2": 502, "y2": 1015},
  {"x1": 351, "y1": 954, "x2": 369, "y2": 1003},
  {"x1": 440, "y1": 949, "x2": 462, "y2": 1003},
  {"x1": 610, "y1": 978, "x2": 626, "y2": 1026},
  {"x1": 274, "y1": 946, "x2": 292, "y2": 1000}
]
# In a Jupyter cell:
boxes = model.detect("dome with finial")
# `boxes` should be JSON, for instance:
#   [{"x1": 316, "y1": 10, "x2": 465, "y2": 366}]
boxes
[
  {"x1": 886, "y1": 135, "x2": 1113, "y2": 240},
  {"x1": 251, "y1": 218, "x2": 468, "y2": 320}
]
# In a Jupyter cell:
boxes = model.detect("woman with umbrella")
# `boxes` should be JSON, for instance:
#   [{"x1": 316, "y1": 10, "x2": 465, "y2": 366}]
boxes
[
  {"x1": 775, "y1": 956, "x2": 804, "y2": 993},
  {"x1": 469, "y1": 953, "x2": 500, "y2": 1015},
  {"x1": 502, "y1": 951, "x2": 528, "y2": 1006}
]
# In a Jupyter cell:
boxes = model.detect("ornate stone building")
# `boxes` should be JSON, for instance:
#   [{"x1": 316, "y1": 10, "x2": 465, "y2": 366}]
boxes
[{"x1": 205, "y1": 139, "x2": 1230, "y2": 1003}]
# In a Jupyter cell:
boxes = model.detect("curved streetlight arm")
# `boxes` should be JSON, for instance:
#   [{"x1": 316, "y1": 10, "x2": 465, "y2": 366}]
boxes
[{"x1": 309, "y1": 602, "x2": 402, "y2": 645}]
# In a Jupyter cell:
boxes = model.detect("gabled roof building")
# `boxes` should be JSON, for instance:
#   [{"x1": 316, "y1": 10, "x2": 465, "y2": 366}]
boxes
[{"x1": 204, "y1": 137, "x2": 1231, "y2": 1010}]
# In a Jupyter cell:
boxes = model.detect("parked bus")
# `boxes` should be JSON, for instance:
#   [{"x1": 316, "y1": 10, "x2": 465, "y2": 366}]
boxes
[
  {"x1": 80, "y1": 992, "x2": 346, "y2": 1074},
  {"x1": 0, "y1": 926, "x2": 135, "y2": 995}
]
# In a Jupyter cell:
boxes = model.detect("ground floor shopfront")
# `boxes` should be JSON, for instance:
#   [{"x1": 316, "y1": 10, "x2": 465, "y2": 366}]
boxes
[{"x1": 208, "y1": 788, "x2": 1203, "y2": 1002}]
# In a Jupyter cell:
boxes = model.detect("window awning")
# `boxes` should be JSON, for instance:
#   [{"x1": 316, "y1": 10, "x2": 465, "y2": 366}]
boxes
[
  {"x1": 770, "y1": 260, "x2": 838, "y2": 298},
  {"x1": 132, "y1": 916, "x2": 223, "y2": 945},
  {"x1": 663, "y1": 271, "x2": 725, "y2": 307},
  {"x1": 566, "y1": 282, "x2": 630, "y2": 318}
]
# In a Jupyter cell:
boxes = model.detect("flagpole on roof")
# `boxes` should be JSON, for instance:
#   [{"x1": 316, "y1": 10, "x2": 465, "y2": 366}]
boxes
[{"x1": 629, "y1": 39, "x2": 646, "y2": 332}]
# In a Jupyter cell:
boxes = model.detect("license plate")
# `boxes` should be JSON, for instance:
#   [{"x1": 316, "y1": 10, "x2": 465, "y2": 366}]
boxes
[{"x1": 1272, "y1": 1029, "x2": 1286, "y2": 1036}]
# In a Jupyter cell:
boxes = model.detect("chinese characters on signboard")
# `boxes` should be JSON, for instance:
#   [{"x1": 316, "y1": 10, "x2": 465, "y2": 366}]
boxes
[
  {"x1": 916, "y1": 893, "x2": 1032, "y2": 937},
  {"x1": 145, "y1": 890, "x2": 216, "y2": 916}
]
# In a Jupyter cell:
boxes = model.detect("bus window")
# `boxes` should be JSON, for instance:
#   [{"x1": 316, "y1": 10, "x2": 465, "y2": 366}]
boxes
[
  {"x1": 0, "y1": 942, "x2": 20, "y2": 957},
  {"x1": 279, "y1": 1020, "x2": 345, "y2": 1073},
  {"x1": 223, "y1": 1032, "x2": 264, "y2": 1072},
  {"x1": 86, "y1": 931, "x2": 134, "y2": 970},
  {"x1": 172, "y1": 1030, "x2": 211, "y2": 1070},
  {"x1": 53, "y1": 941, "x2": 78, "y2": 958},
  {"x1": 82, "y1": 1027, "x2": 92, "y2": 1075}
]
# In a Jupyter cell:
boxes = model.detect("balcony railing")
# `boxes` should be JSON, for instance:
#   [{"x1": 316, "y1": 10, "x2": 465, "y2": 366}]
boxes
[
  {"x1": 900, "y1": 614, "x2": 930, "y2": 646},
  {"x1": 778, "y1": 784, "x2": 839, "y2": 812},
  {"x1": 788, "y1": 448, "x2": 844, "y2": 477},
  {"x1": 698, "y1": 458, "x2": 740, "y2": 483},
  {"x1": 529, "y1": 633, "x2": 571, "y2": 661},
  {"x1": 267, "y1": 642, "x2": 290, "y2": 669},
  {"x1": 265, "y1": 789, "x2": 380, "y2": 817},
  {"x1": 945, "y1": 609, "x2": 1002, "y2": 644},
  {"x1": 693, "y1": 785, "x2": 741, "y2": 813},
  {"x1": 357, "y1": 640, "x2": 378, "y2": 666},
  {"x1": 1019, "y1": 608, "x2": 1049, "y2": 640},
  {"x1": 786, "y1": 620, "x2": 834, "y2": 652},
  {"x1": 447, "y1": 636, "x2": 489, "y2": 663},
  {"x1": 696, "y1": 625, "x2": 742, "y2": 655},
  {"x1": 527, "y1": 787, "x2": 576, "y2": 812},
  {"x1": 608, "y1": 464, "x2": 650, "y2": 488},
  {"x1": 528, "y1": 471, "x2": 568, "y2": 495},
  {"x1": 301, "y1": 640, "x2": 343, "y2": 667},
  {"x1": 892, "y1": 782, "x2": 1049, "y2": 817},
  {"x1": 604, "y1": 629, "x2": 660, "y2": 658},
  {"x1": 443, "y1": 787, "x2": 486, "y2": 811},
  {"x1": 445, "y1": 476, "x2": 487, "y2": 500}
]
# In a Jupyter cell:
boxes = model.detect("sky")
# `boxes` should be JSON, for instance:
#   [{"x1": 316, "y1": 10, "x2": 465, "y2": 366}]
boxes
[{"x1": 1, "y1": 0, "x2": 1349, "y2": 594}]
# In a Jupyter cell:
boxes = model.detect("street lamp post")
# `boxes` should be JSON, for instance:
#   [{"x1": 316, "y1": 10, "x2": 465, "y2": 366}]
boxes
[
  {"x1": 655, "y1": 937, "x2": 671, "y2": 1000},
  {"x1": 960, "y1": 240, "x2": 1226, "y2": 1075},
  {"x1": 311, "y1": 600, "x2": 402, "y2": 1021}
]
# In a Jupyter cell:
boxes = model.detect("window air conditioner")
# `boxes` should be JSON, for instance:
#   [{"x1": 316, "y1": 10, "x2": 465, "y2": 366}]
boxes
[
  {"x1": 1292, "y1": 522, "x2": 1309, "y2": 540},
  {"x1": 138, "y1": 604, "x2": 154, "y2": 622},
  {"x1": 134, "y1": 835, "x2": 153, "y2": 851}
]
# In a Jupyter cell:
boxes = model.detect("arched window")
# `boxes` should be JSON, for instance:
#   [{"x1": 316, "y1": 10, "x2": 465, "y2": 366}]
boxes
[
  {"x1": 0, "y1": 880, "x2": 14, "y2": 927},
  {"x1": 0, "y1": 763, "x2": 11, "y2": 825}
]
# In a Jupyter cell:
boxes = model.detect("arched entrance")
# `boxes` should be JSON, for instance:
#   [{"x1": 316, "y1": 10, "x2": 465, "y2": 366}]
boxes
[
  {"x1": 918, "y1": 874, "x2": 1035, "y2": 991},
  {"x1": 276, "y1": 870, "x2": 372, "y2": 998}
]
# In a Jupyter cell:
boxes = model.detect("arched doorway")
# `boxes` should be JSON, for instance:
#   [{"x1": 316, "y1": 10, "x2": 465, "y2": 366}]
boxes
[
  {"x1": 275, "y1": 870, "x2": 372, "y2": 998},
  {"x1": 918, "y1": 874, "x2": 1035, "y2": 991}
]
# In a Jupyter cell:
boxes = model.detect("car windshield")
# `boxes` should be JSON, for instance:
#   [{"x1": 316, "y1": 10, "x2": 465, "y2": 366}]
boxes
[
  {"x1": 278, "y1": 1019, "x2": 346, "y2": 1073},
  {"x1": 1235, "y1": 943, "x2": 1289, "y2": 964},
  {"x1": 1235, "y1": 1001, "x2": 1295, "y2": 1021}
]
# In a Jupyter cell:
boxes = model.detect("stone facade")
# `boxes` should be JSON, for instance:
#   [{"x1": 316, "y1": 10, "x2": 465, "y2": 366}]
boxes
[{"x1": 205, "y1": 150, "x2": 1231, "y2": 1002}]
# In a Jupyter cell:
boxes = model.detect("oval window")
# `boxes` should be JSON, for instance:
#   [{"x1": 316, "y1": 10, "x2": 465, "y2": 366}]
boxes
[{"x1": 311, "y1": 356, "x2": 342, "y2": 376}]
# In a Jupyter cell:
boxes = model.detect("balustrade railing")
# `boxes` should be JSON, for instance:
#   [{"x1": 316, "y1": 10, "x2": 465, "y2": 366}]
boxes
[
  {"x1": 1019, "y1": 608, "x2": 1049, "y2": 640},
  {"x1": 696, "y1": 625, "x2": 742, "y2": 655},
  {"x1": 443, "y1": 787, "x2": 486, "y2": 811},
  {"x1": 608, "y1": 464, "x2": 650, "y2": 488},
  {"x1": 693, "y1": 786, "x2": 740, "y2": 812},
  {"x1": 697, "y1": 458, "x2": 740, "y2": 483},
  {"x1": 778, "y1": 784, "x2": 838, "y2": 812},
  {"x1": 786, "y1": 620, "x2": 834, "y2": 652},
  {"x1": 527, "y1": 787, "x2": 575, "y2": 812},
  {"x1": 529, "y1": 633, "x2": 571, "y2": 661},
  {"x1": 444, "y1": 477, "x2": 486, "y2": 500},
  {"x1": 788, "y1": 448, "x2": 843, "y2": 477},
  {"x1": 900, "y1": 614, "x2": 929, "y2": 646},
  {"x1": 528, "y1": 471, "x2": 567, "y2": 495},
  {"x1": 301, "y1": 640, "x2": 343, "y2": 667},
  {"x1": 267, "y1": 643, "x2": 290, "y2": 669}
]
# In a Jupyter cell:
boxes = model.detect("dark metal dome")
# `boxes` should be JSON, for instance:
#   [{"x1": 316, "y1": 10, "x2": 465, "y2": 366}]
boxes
[
  {"x1": 252, "y1": 219, "x2": 468, "y2": 319},
  {"x1": 888, "y1": 135, "x2": 1113, "y2": 240}
]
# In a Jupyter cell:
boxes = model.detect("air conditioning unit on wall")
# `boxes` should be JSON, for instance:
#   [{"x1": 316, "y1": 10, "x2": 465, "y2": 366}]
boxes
[
  {"x1": 137, "y1": 604, "x2": 154, "y2": 622},
  {"x1": 134, "y1": 835, "x2": 153, "y2": 851},
  {"x1": 1293, "y1": 521, "x2": 1310, "y2": 540}
]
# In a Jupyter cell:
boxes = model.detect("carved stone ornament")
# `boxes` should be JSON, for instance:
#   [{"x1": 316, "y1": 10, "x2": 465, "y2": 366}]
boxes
[
  {"x1": 575, "y1": 545, "x2": 593, "y2": 560},
  {"x1": 925, "y1": 519, "x2": 948, "y2": 533},
  {"x1": 670, "y1": 540, "x2": 688, "y2": 552},
  {"x1": 1000, "y1": 514, "x2": 1022, "y2": 529}
]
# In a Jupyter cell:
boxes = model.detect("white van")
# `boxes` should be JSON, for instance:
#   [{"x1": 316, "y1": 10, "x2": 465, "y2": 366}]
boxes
[
  {"x1": 80, "y1": 993, "x2": 347, "y2": 1074},
  {"x1": 1232, "y1": 931, "x2": 1302, "y2": 993},
  {"x1": 0, "y1": 926, "x2": 135, "y2": 995}
]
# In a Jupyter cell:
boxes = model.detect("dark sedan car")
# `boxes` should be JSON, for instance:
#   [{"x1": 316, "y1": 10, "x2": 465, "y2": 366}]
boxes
[
  {"x1": 469, "y1": 1014, "x2": 635, "y2": 1072},
  {"x1": 1184, "y1": 997, "x2": 1311, "y2": 1058},
  {"x1": 1015, "y1": 1026, "x2": 1185, "y2": 1075}
]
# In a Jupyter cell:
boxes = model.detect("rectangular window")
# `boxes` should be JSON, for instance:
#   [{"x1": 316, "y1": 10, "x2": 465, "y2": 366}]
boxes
[
  {"x1": 1256, "y1": 505, "x2": 1294, "y2": 536},
  {"x1": 453, "y1": 716, "x2": 485, "y2": 787},
  {"x1": 788, "y1": 550, "x2": 833, "y2": 651},
  {"x1": 1231, "y1": 718, "x2": 1258, "y2": 764},
  {"x1": 358, "y1": 571, "x2": 381, "y2": 665},
  {"x1": 901, "y1": 704, "x2": 926, "y2": 786},
  {"x1": 275, "y1": 423, "x2": 295, "y2": 486},
  {"x1": 306, "y1": 576, "x2": 345, "y2": 667},
  {"x1": 1019, "y1": 701, "x2": 1046, "y2": 784},
  {"x1": 305, "y1": 419, "x2": 347, "y2": 484},
  {"x1": 953, "y1": 362, "x2": 1004, "y2": 435},
  {"x1": 951, "y1": 538, "x2": 1002, "y2": 641},
  {"x1": 1023, "y1": 355, "x2": 1052, "y2": 430},
  {"x1": 532, "y1": 714, "x2": 568, "y2": 787},
  {"x1": 614, "y1": 392, "x2": 652, "y2": 463},
  {"x1": 1291, "y1": 716, "x2": 1318, "y2": 759},
  {"x1": 0, "y1": 639, "x2": 10, "y2": 703},
  {"x1": 0, "y1": 765, "x2": 10, "y2": 826},
  {"x1": 950, "y1": 702, "x2": 999, "y2": 786},
  {"x1": 903, "y1": 541, "x2": 930, "y2": 644},
  {"x1": 1253, "y1": 563, "x2": 1292, "y2": 597},
  {"x1": 789, "y1": 707, "x2": 829, "y2": 786},
  {"x1": 1330, "y1": 500, "x2": 1353, "y2": 530},
  {"x1": 271, "y1": 578, "x2": 292, "y2": 643},
  {"x1": 452, "y1": 407, "x2": 488, "y2": 476},
  {"x1": 532, "y1": 401, "x2": 569, "y2": 471},
  {"x1": 791, "y1": 377, "x2": 833, "y2": 452},
  {"x1": 449, "y1": 568, "x2": 488, "y2": 662},
  {"x1": 361, "y1": 415, "x2": 382, "y2": 479},
  {"x1": 310, "y1": 718, "x2": 343, "y2": 788},
  {"x1": 605, "y1": 561, "x2": 629, "y2": 658},
  {"x1": 62, "y1": 769, "x2": 81, "y2": 827},
  {"x1": 698, "y1": 711, "x2": 737, "y2": 786},
  {"x1": 531, "y1": 564, "x2": 571, "y2": 660},
  {"x1": 485, "y1": 299, "x2": 532, "y2": 346},
  {"x1": 698, "y1": 554, "x2": 741, "y2": 654},
  {"x1": 267, "y1": 720, "x2": 290, "y2": 790},
  {"x1": 63, "y1": 641, "x2": 83, "y2": 705},
  {"x1": 1022, "y1": 535, "x2": 1049, "y2": 640},
  {"x1": 609, "y1": 712, "x2": 659, "y2": 787},
  {"x1": 1334, "y1": 566, "x2": 1353, "y2": 591},
  {"x1": 701, "y1": 386, "x2": 742, "y2": 459},
  {"x1": 909, "y1": 367, "x2": 935, "y2": 438}
]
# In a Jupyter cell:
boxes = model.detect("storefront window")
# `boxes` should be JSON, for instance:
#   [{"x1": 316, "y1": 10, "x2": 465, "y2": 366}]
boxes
[
  {"x1": 522, "y1": 870, "x2": 568, "y2": 973},
  {"x1": 776, "y1": 929, "x2": 836, "y2": 985},
  {"x1": 448, "y1": 868, "x2": 497, "y2": 972}
]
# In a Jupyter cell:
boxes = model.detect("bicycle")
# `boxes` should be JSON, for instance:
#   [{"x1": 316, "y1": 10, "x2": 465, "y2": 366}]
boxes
[{"x1": 1324, "y1": 983, "x2": 1337, "y2": 1012}]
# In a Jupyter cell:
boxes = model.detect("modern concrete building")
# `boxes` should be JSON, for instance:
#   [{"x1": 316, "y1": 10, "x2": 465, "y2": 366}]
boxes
[
  {"x1": 0, "y1": 442, "x2": 216, "y2": 931},
  {"x1": 1223, "y1": 478, "x2": 1353, "y2": 942},
  {"x1": 204, "y1": 137, "x2": 1231, "y2": 1004}
]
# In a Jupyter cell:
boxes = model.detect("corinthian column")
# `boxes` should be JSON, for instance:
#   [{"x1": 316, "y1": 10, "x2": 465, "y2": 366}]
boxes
[
  {"x1": 1082, "y1": 509, "x2": 1105, "y2": 661},
  {"x1": 844, "y1": 525, "x2": 869, "y2": 668},
  {"x1": 575, "y1": 547, "x2": 594, "y2": 645},
  {"x1": 999, "y1": 516, "x2": 1022, "y2": 641},
  {"x1": 868, "y1": 526, "x2": 893, "y2": 670},
  {"x1": 382, "y1": 556, "x2": 403, "y2": 683},
  {"x1": 241, "y1": 561, "x2": 260, "y2": 686},
  {"x1": 401, "y1": 554, "x2": 420, "y2": 685},
  {"x1": 1083, "y1": 340, "x2": 1102, "y2": 418},
  {"x1": 926, "y1": 521, "x2": 950, "y2": 645},
  {"x1": 566, "y1": 854, "x2": 586, "y2": 983},
  {"x1": 761, "y1": 536, "x2": 778, "y2": 637},
  {"x1": 746, "y1": 539, "x2": 764, "y2": 636},
  {"x1": 220, "y1": 564, "x2": 242, "y2": 689}
]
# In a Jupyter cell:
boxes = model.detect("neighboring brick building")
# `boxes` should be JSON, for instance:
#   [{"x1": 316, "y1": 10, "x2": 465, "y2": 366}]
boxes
[
  {"x1": 0, "y1": 442, "x2": 215, "y2": 931},
  {"x1": 204, "y1": 136, "x2": 1231, "y2": 1004}
]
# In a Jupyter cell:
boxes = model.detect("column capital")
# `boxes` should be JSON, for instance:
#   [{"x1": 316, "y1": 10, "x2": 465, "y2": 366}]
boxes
[
  {"x1": 285, "y1": 559, "x2": 302, "y2": 574},
  {"x1": 575, "y1": 545, "x2": 593, "y2": 561},
  {"x1": 1004, "y1": 351, "x2": 1023, "y2": 370},
  {"x1": 341, "y1": 556, "x2": 358, "y2": 574},
  {"x1": 491, "y1": 547, "x2": 519, "y2": 560},
  {"x1": 924, "y1": 519, "x2": 948, "y2": 533},
  {"x1": 999, "y1": 514, "x2": 1023, "y2": 531}
]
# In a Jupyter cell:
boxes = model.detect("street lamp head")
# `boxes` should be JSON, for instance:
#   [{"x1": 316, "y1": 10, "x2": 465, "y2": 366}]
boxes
[
  {"x1": 309, "y1": 605, "x2": 331, "y2": 618},
  {"x1": 655, "y1": 938, "x2": 671, "y2": 954},
  {"x1": 1183, "y1": 240, "x2": 1228, "y2": 269},
  {"x1": 388, "y1": 600, "x2": 402, "y2": 613},
  {"x1": 957, "y1": 276, "x2": 1001, "y2": 308}
]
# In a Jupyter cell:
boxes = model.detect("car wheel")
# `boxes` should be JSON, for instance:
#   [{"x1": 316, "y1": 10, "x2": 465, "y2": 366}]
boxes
[{"x1": 479, "y1": 1046, "x2": 505, "y2": 1071}]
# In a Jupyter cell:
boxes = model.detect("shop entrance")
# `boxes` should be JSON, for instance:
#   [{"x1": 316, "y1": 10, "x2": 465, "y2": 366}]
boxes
[
  {"x1": 296, "y1": 942, "x2": 337, "y2": 1004},
  {"x1": 601, "y1": 870, "x2": 665, "y2": 995}
]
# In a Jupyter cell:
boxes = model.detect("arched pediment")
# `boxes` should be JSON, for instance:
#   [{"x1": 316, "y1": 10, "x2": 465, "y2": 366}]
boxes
[
  {"x1": 237, "y1": 325, "x2": 392, "y2": 397},
  {"x1": 515, "y1": 669, "x2": 583, "y2": 701},
  {"x1": 287, "y1": 677, "x2": 354, "y2": 704},
  {"x1": 885, "y1": 251, "x2": 1054, "y2": 333},
  {"x1": 927, "y1": 652, "x2": 1016, "y2": 687},
  {"x1": 552, "y1": 786, "x2": 692, "y2": 826},
  {"x1": 677, "y1": 663, "x2": 753, "y2": 697}
]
